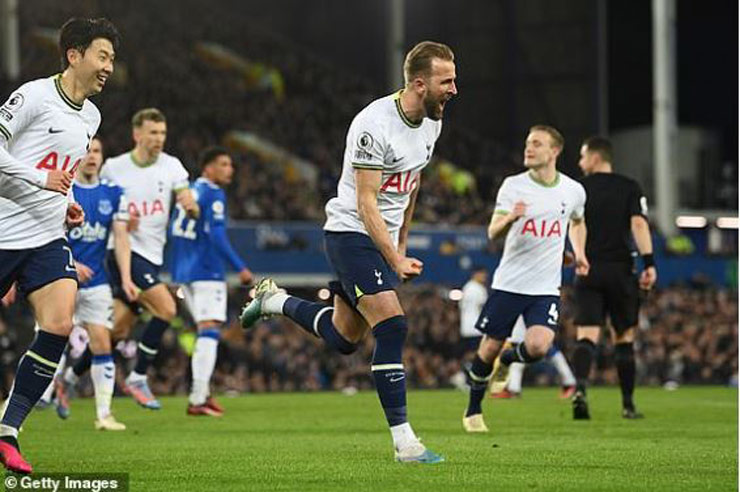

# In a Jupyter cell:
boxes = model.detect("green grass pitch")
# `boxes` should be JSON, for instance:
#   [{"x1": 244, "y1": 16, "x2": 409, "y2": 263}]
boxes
[{"x1": 15, "y1": 387, "x2": 738, "y2": 491}]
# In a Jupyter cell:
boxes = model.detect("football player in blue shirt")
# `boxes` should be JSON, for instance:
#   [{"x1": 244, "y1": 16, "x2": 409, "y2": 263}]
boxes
[
  {"x1": 169, "y1": 146, "x2": 252, "y2": 416},
  {"x1": 56, "y1": 137, "x2": 137, "y2": 430}
]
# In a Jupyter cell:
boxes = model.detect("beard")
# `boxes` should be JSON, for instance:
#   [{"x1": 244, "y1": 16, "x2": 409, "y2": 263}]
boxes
[{"x1": 423, "y1": 94, "x2": 444, "y2": 121}]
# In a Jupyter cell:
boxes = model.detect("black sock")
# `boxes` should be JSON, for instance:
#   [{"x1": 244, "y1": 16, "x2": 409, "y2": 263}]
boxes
[
  {"x1": 465, "y1": 355, "x2": 493, "y2": 417},
  {"x1": 73, "y1": 346, "x2": 93, "y2": 377},
  {"x1": 133, "y1": 317, "x2": 169, "y2": 376},
  {"x1": 371, "y1": 316, "x2": 408, "y2": 427},
  {"x1": 283, "y1": 297, "x2": 357, "y2": 354},
  {"x1": 614, "y1": 342, "x2": 636, "y2": 410},
  {"x1": 500, "y1": 342, "x2": 540, "y2": 365},
  {"x1": 573, "y1": 339, "x2": 596, "y2": 394},
  {"x1": 1, "y1": 331, "x2": 68, "y2": 431}
]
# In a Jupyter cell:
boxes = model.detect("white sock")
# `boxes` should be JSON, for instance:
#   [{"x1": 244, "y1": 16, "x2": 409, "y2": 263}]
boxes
[
  {"x1": 63, "y1": 365, "x2": 79, "y2": 386},
  {"x1": 55, "y1": 352, "x2": 67, "y2": 379},
  {"x1": 263, "y1": 291, "x2": 289, "y2": 315},
  {"x1": 40, "y1": 381, "x2": 55, "y2": 404},
  {"x1": 390, "y1": 422, "x2": 418, "y2": 449},
  {"x1": 507, "y1": 362, "x2": 525, "y2": 393},
  {"x1": 91, "y1": 355, "x2": 115, "y2": 420},
  {"x1": 189, "y1": 334, "x2": 219, "y2": 406},
  {"x1": 0, "y1": 423, "x2": 18, "y2": 439},
  {"x1": 549, "y1": 350, "x2": 576, "y2": 386},
  {"x1": 126, "y1": 371, "x2": 147, "y2": 384}
]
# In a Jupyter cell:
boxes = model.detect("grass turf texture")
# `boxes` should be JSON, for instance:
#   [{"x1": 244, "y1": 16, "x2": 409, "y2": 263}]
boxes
[{"x1": 15, "y1": 387, "x2": 737, "y2": 491}]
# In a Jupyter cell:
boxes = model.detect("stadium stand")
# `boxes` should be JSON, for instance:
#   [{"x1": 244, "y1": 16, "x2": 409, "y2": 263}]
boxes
[{"x1": 0, "y1": 0, "x2": 735, "y2": 397}]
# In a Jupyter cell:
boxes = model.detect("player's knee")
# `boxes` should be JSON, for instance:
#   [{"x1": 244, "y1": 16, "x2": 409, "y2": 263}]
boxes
[
  {"x1": 614, "y1": 328, "x2": 635, "y2": 344},
  {"x1": 477, "y1": 337, "x2": 499, "y2": 363},
  {"x1": 358, "y1": 291, "x2": 403, "y2": 326},
  {"x1": 41, "y1": 317, "x2": 74, "y2": 336},
  {"x1": 331, "y1": 311, "x2": 367, "y2": 345},
  {"x1": 525, "y1": 340, "x2": 550, "y2": 359},
  {"x1": 89, "y1": 336, "x2": 112, "y2": 354},
  {"x1": 155, "y1": 301, "x2": 177, "y2": 322}
]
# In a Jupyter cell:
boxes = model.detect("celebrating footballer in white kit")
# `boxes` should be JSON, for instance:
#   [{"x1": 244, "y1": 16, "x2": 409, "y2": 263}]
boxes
[
  {"x1": 241, "y1": 41, "x2": 457, "y2": 464},
  {"x1": 0, "y1": 17, "x2": 119, "y2": 474},
  {"x1": 100, "y1": 108, "x2": 198, "y2": 410},
  {"x1": 462, "y1": 124, "x2": 588, "y2": 434}
]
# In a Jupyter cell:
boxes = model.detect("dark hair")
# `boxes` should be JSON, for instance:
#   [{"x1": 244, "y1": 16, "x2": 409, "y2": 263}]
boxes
[
  {"x1": 59, "y1": 18, "x2": 120, "y2": 70},
  {"x1": 529, "y1": 124, "x2": 565, "y2": 150},
  {"x1": 404, "y1": 41, "x2": 455, "y2": 84},
  {"x1": 131, "y1": 108, "x2": 166, "y2": 128},
  {"x1": 583, "y1": 136, "x2": 613, "y2": 163},
  {"x1": 198, "y1": 146, "x2": 231, "y2": 170}
]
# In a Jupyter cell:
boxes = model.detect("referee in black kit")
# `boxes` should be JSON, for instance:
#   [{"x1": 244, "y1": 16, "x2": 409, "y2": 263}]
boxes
[{"x1": 571, "y1": 136, "x2": 657, "y2": 420}]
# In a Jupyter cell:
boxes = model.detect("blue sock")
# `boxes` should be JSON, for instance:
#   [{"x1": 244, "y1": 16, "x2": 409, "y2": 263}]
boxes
[
  {"x1": 465, "y1": 355, "x2": 493, "y2": 417},
  {"x1": 283, "y1": 297, "x2": 357, "y2": 355},
  {"x1": 134, "y1": 317, "x2": 169, "y2": 375},
  {"x1": 371, "y1": 316, "x2": 408, "y2": 427},
  {"x1": 501, "y1": 342, "x2": 540, "y2": 365},
  {"x1": 73, "y1": 346, "x2": 93, "y2": 377},
  {"x1": 2, "y1": 331, "x2": 68, "y2": 431}
]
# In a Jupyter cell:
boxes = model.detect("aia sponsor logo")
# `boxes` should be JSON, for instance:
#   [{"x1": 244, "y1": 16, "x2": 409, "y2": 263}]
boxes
[
  {"x1": 36, "y1": 152, "x2": 82, "y2": 174},
  {"x1": 380, "y1": 170, "x2": 419, "y2": 194},
  {"x1": 129, "y1": 200, "x2": 165, "y2": 217},
  {"x1": 521, "y1": 219, "x2": 562, "y2": 238}
]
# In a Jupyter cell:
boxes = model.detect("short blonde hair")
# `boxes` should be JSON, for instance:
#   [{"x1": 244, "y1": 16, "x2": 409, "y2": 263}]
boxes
[
  {"x1": 131, "y1": 108, "x2": 166, "y2": 128},
  {"x1": 403, "y1": 41, "x2": 454, "y2": 85},
  {"x1": 529, "y1": 124, "x2": 564, "y2": 149}
]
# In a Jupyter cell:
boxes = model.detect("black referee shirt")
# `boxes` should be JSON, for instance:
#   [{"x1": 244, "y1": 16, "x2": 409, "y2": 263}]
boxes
[{"x1": 581, "y1": 172, "x2": 646, "y2": 264}]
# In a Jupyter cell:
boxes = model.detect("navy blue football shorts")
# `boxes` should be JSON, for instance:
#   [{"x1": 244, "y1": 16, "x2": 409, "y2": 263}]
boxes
[
  {"x1": 0, "y1": 238, "x2": 78, "y2": 297},
  {"x1": 475, "y1": 289, "x2": 561, "y2": 340},
  {"x1": 105, "y1": 250, "x2": 161, "y2": 309},
  {"x1": 324, "y1": 231, "x2": 399, "y2": 308}
]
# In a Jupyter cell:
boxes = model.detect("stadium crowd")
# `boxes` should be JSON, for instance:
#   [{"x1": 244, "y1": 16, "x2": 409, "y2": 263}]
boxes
[
  {"x1": 6, "y1": 0, "x2": 518, "y2": 227},
  {"x1": 0, "y1": 0, "x2": 735, "y2": 400},
  {"x1": 0, "y1": 284, "x2": 734, "y2": 400}
]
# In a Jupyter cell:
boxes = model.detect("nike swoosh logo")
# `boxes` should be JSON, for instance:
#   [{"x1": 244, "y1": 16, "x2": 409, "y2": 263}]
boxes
[
  {"x1": 34, "y1": 370, "x2": 54, "y2": 378},
  {"x1": 392, "y1": 157, "x2": 403, "y2": 163},
  {"x1": 48, "y1": 128, "x2": 64, "y2": 134},
  {"x1": 389, "y1": 376, "x2": 405, "y2": 383}
]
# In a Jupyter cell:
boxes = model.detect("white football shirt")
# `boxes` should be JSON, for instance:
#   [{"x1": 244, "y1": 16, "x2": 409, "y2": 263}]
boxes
[
  {"x1": 0, "y1": 75, "x2": 100, "y2": 249},
  {"x1": 324, "y1": 90, "x2": 441, "y2": 246},
  {"x1": 491, "y1": 171, "x2": 586, "y2": 296},
  {"x1": 100, "y1": 151, "x2": 189, "y2": 265},
  {"x1": 459, "y1": 279, "x2": 488, "y2": 338}
]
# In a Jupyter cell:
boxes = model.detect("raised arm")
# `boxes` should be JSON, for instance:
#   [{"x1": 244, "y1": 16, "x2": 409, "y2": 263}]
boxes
[{"x1": 487, "y1": 201, "x2": 526, "y2": 240}]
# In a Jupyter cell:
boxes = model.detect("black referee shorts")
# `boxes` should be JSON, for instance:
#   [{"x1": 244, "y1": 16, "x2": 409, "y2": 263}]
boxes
[{"x1": 573, "y1": 261, "x2": 639, "y2": 333}]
